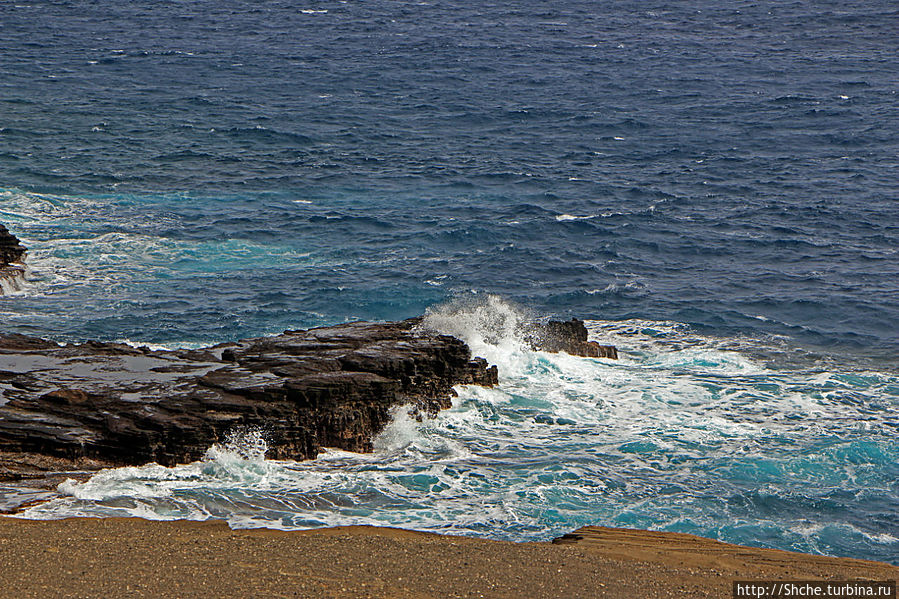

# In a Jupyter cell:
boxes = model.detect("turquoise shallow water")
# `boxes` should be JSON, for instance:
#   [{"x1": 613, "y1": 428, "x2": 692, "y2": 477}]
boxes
[{"x1": 16, "y1": 300, "x2": 899, "y2": 565}]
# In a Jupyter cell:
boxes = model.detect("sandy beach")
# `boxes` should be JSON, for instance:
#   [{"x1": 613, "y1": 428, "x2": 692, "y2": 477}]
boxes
[{"x1": 0, "y1": 517, "x2": 894, "y2": 598}]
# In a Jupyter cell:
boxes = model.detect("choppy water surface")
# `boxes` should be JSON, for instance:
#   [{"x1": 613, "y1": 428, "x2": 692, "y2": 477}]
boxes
[
  {"x1": 19, "y1": 299, "x2": 899, "y2": 565},
  {"x1": 1, "y1": 0, "x2": 897, "y2": 565}
]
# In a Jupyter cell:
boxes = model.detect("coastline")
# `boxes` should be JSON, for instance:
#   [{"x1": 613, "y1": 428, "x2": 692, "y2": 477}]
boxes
[
  {"x1": 2, "y1": 222, "x2": 897, "y2": 581},
  {"x1": 0, "y1": 517, "x2": 895, "y2": 598},
  {"x1": 1, "y1": 0, "x2": 898, "y2": 594}
]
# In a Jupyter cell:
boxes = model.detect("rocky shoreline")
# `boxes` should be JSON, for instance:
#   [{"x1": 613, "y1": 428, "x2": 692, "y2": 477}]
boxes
[
  {"x1": 0, "y1": 223, "x2": 617, "y2": 486},
  {"x1": 2, "y1": 223, "x2": 897, "y2": 591},
  {"x1": 0, "y1": 319, "x2": 497, "y2": 476},
  {"x1": 0, "y1": 224, "x2": 27, "y2": 294},
  {"x1": 0, "y1": 317, "x2": 614, "y2": 485}
]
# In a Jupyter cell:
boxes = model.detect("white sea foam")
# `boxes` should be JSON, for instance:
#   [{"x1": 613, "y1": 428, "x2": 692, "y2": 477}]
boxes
[
  {"x1": 12, "y1": 299, "x2": 899, "y2": 563},
  {"x1": 2, "y1": 231, "x2": 323, "y2": 297},
  {"x1": 555, "y1": 214, "x2": 595, "y2": 221},
  {"x1": 0, "y1": 268, "x2": 26, "y2": 295},
  {"x1": 585, "y1": 280, "x2": 646, "y2": 296},
  {"x1": 117, "y1": 339, "x2": 181, "y2": 352},
  {"x1": 19, "y1": 428, "x2": 281, "y2": 520},
  {"x1": 788, "y1": 521, "x2": 899, "y2": 545}
]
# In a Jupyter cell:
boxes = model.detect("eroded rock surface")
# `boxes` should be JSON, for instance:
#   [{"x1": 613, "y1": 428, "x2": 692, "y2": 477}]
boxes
[
  {"x1": 526, "y1": 319, "x2": 618, "y2": 359},
  {"x1": 0, "y1": 224, "x2": 27, "y2": 293},
  {"x1": 0, "y1": 319, "x2": 497, "y2": 477}
]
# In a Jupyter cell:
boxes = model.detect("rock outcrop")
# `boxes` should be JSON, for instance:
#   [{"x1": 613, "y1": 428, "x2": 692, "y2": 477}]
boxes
[
  {"x1": 0, "y1": 319, "x2": 497, "y2": 475},
  {"x1": 0, "y1": 224, "x2": 26, "y2": 266},
  {"x1": 0, "y1": 315, "x2": 616, "y2": 481},
  {"x1": 526, "y1": 319, "x2": 618, "y2": 359},
  {"x1": 0, "y1": 224, "x2": 27, "y2": 294}
]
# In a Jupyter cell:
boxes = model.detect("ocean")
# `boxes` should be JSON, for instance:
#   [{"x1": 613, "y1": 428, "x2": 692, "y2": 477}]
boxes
[{"x1": 1, "y1": 0, "x2": 897, "y2": 564}]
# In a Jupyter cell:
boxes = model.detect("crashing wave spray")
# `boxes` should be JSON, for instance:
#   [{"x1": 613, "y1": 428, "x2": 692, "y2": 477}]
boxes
[
  {"x1": 198, "y1": 426, "x2": 273, "y2": 482},
  {"x1": 205, "y1": 427, "x2": 270, "y2": 462},
  {"x1": 0, "y1": 266, "x2": 26, "y2": 295},
  {"x1": 420, "y1": 294, "x2": 534, "y2": 373}
]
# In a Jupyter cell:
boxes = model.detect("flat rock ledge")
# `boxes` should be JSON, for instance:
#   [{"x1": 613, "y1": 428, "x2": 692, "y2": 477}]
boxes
[
  {"x1": 0, "y1": 319, "x2": 497, "y2": 477},
  {"x1": 0, "y1": 317, "x2": 616, "y2": 482}
]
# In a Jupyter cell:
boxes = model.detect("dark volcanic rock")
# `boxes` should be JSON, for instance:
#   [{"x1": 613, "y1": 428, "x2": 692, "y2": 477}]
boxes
[
  {"x1": 526, "y1": 319, "x2": 618, "y2": 359},
  {"x1": 0, "y1": 319, "x2": 497, "y2": 476},
  {"x1": 0, "y1": 224, "x2": 26, "y2": 266},
  {"x1": 0, "y1": 224, "x2": 27, "y2": 293},
  {"x1": 0, "y1": 224, "x2": 617, "y2": 482}
]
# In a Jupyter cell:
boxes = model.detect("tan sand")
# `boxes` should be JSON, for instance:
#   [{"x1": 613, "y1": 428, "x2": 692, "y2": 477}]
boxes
[{"x1": 0, "y1": 517, "x2": 895, "y2": 598}]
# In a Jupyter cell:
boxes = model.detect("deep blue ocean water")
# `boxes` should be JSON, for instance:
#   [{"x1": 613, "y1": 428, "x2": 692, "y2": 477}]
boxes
[{"x1": 1, "y1": 0, "x2": 897, "y2": 564}]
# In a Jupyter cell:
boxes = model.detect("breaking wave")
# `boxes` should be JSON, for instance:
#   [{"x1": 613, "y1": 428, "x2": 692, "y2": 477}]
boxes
[{"x1": 15, "y1": 299, "x2": 899, "y2": 565}]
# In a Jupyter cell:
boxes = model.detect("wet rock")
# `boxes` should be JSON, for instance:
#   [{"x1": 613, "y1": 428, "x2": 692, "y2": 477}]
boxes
[
  {"x1": 0, "y1": 319, "x2": 497, "y2": 476},
  {"x1": 525, "y1": 319, "x2": 618, "y2": 359},
  {"x1": 0, "y1": 224, "x2": 27, "y2": 294},
  {"x1": 0, "y1": 224, "x2": 26, "y2": 266}
]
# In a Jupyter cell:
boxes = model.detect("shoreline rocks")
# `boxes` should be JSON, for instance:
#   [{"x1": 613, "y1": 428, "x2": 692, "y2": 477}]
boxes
[
  {"x1": 0, "y1": 316, "x2": 616, "y2": 482},
  {"x1": 0, "y1": 222, "x2": 617, "y2": 483},
  {"x1": 0, "y1": 224, "x2": 27, "y2": 295},
  {"x1": 0, "y1": 320, "x2": 498, "y2": 477}
]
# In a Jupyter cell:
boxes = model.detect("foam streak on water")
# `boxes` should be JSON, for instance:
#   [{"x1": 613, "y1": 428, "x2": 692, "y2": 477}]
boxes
[{"x1": 18, "y1": 300, "x2": 899, "y2": 565}]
